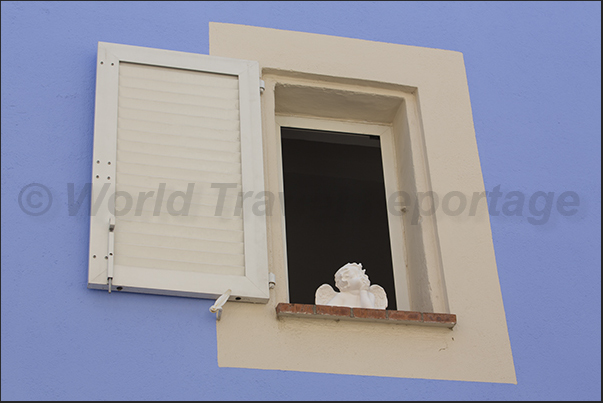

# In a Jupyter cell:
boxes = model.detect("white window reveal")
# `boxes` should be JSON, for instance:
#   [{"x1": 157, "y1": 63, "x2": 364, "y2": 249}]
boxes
[{"x1": 87, "y1": 42, "x2": 269, "y2": 302}]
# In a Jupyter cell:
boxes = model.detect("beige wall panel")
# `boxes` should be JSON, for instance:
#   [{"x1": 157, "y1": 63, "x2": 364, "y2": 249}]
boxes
[{"x1": 210, "y1": 23, "x2": 515, "y2": 383}]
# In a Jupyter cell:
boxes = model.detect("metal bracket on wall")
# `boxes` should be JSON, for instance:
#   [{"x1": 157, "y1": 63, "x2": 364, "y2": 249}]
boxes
[
  {"x1": 209, "y1": 289, "x2": 232, "y2": 321},
  {"x1": 259, "y1": 79, "x2": 265, "y2": 94}
]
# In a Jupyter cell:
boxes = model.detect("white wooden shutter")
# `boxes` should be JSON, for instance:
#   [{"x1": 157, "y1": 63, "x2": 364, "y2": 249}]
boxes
[{"x1": 87, "y1": 42, "x2": 269, "y2": 302}]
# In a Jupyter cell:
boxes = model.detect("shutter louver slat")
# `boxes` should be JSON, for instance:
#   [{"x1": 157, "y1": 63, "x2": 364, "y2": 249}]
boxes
[
  {"x1": 116, "y1": 162, "x2": 242, "y2": 184},
  {"x1": 118, "y1": 118, "x2": 240, "y2": 142},
  {"x1": 116, "y1": 220, "x2": 243, "y2": 243},
  {"x1": 114, "y1": 175, "x2": 241, "y2": 202},
  {"x1": 117, "y1": 129, "x2": 241, "y2": 153},
  {"x1": 115, "y1": 244, "x2": 245, "y2": 268},
  {"x1": 115, "y1": 256, "x2": 244, "y2": 276},
  {"x1": 116, "y1": 150, "x2": 241, "y2": 173},
  {"x1": 118, "y1": 97, "x2": 240, "y2": 120},
  {"x1": 119, "y1": 76, "x2": 239, "y2": 99},
  {"x1": 119, "y1": 62, "x2": 239, "y2": 88},
  {"x1": 119, "y1": 87, "x2": 240, "y2": 110},
  {"x1": 117, "y1": 139, "x2": 240, "y2": 163},
  {"x1": 118, "y1": 107, "x2": 239, "y2": 131},
  {"x1": 116, "y1": 232, "x2": 245, "y2": 254}
]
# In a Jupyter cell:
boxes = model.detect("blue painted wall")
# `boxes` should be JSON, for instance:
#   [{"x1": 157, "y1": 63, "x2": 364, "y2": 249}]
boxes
[{"x1": 2, "y1": 1, "x2": 600, "y2": 400}]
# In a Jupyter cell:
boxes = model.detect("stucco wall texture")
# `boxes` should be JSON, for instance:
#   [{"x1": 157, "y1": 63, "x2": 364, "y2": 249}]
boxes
[{"x1": 1, "y1": 2, "x2": 600, "y2": 400}]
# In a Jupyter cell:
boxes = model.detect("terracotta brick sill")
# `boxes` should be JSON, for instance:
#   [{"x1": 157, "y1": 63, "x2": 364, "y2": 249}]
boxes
[{"x1": 275, "y1": 303, "x2": 456, "y2": 328}]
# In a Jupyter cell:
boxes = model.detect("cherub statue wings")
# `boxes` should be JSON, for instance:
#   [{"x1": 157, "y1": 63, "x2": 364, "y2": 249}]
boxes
[
  {"x1": 315, "y1": 283, "x2": 388, "y2": 309},
  {"x1": 315, "y1": 262, "x2": 388, "y2": 309}
]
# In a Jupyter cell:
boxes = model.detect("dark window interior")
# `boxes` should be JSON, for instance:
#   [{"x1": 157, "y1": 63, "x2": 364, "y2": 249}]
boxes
[{"x1": 281, "y1": 127, "x2": 397, "y2": 310}]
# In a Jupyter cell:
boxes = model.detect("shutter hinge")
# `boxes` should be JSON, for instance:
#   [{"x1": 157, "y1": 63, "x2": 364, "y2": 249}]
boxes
[
  {"x1": 107, "y1": 217, "x2": 115, "y2": 293},
  {"x1": 259, "y1": 79, "x2": 265, "y2": 95},
  {"x1": 269, "y1": 272, "x2": 276, "y2": 289}
]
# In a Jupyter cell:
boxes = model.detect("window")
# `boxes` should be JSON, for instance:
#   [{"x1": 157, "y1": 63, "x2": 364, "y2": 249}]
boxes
[
  {"x1": 88, "y1": 42, "x2": 269, "y2": 302},
  {"x1": 278, "y1": 119, "x2": 410, "y2": 311},
  {"x1": 280, "y1": 126, "x2": 398, "y2": 308},
  {"x1": 271, "y1": 80, "x2": 444, "y2": 313}
]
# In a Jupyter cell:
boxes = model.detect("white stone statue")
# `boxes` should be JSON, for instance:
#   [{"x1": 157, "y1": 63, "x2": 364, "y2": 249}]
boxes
[{"x1": 315, "y1": 263, "x2": 388, "y2": 309}]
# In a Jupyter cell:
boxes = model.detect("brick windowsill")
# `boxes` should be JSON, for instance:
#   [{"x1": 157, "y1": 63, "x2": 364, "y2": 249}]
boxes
[{"x1": 275, "y1": 303, "x2": 456, "y2": 328}]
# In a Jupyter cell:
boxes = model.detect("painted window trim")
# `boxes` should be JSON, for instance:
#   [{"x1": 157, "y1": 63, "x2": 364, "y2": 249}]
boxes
[
  {"x1": 87, "y1": 42, "x2": 270, "y2": 302},
  {"x1": 265, "y1": 72, "x2": 449, "y2": 313}
]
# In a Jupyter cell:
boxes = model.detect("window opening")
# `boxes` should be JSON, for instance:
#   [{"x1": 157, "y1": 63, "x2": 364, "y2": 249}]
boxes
[{"x1": 281, "y1": 127, "x2": 398, "y2": 309}]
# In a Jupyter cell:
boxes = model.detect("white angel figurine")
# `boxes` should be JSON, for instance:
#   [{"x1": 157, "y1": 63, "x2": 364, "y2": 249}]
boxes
[{"x1": 315, "y1": 263, "x2": 388, "y2": 309}]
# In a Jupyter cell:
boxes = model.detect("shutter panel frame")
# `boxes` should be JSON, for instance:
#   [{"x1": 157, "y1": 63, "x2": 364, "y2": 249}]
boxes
[{"x1": 87, "y1": 42, "x2": 269, "y2": 303}]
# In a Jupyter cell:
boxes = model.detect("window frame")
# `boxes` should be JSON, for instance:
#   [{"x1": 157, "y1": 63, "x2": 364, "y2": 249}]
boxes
[
  {"x1": 263, "y1": 72, "x2": 449, "y2": 313},
  {"x1": 275, "y1": 115, "x2": 411, "y2": 311},
  {"x1": 87, "y1": 42, "x2": 270, "y2": 302}
]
